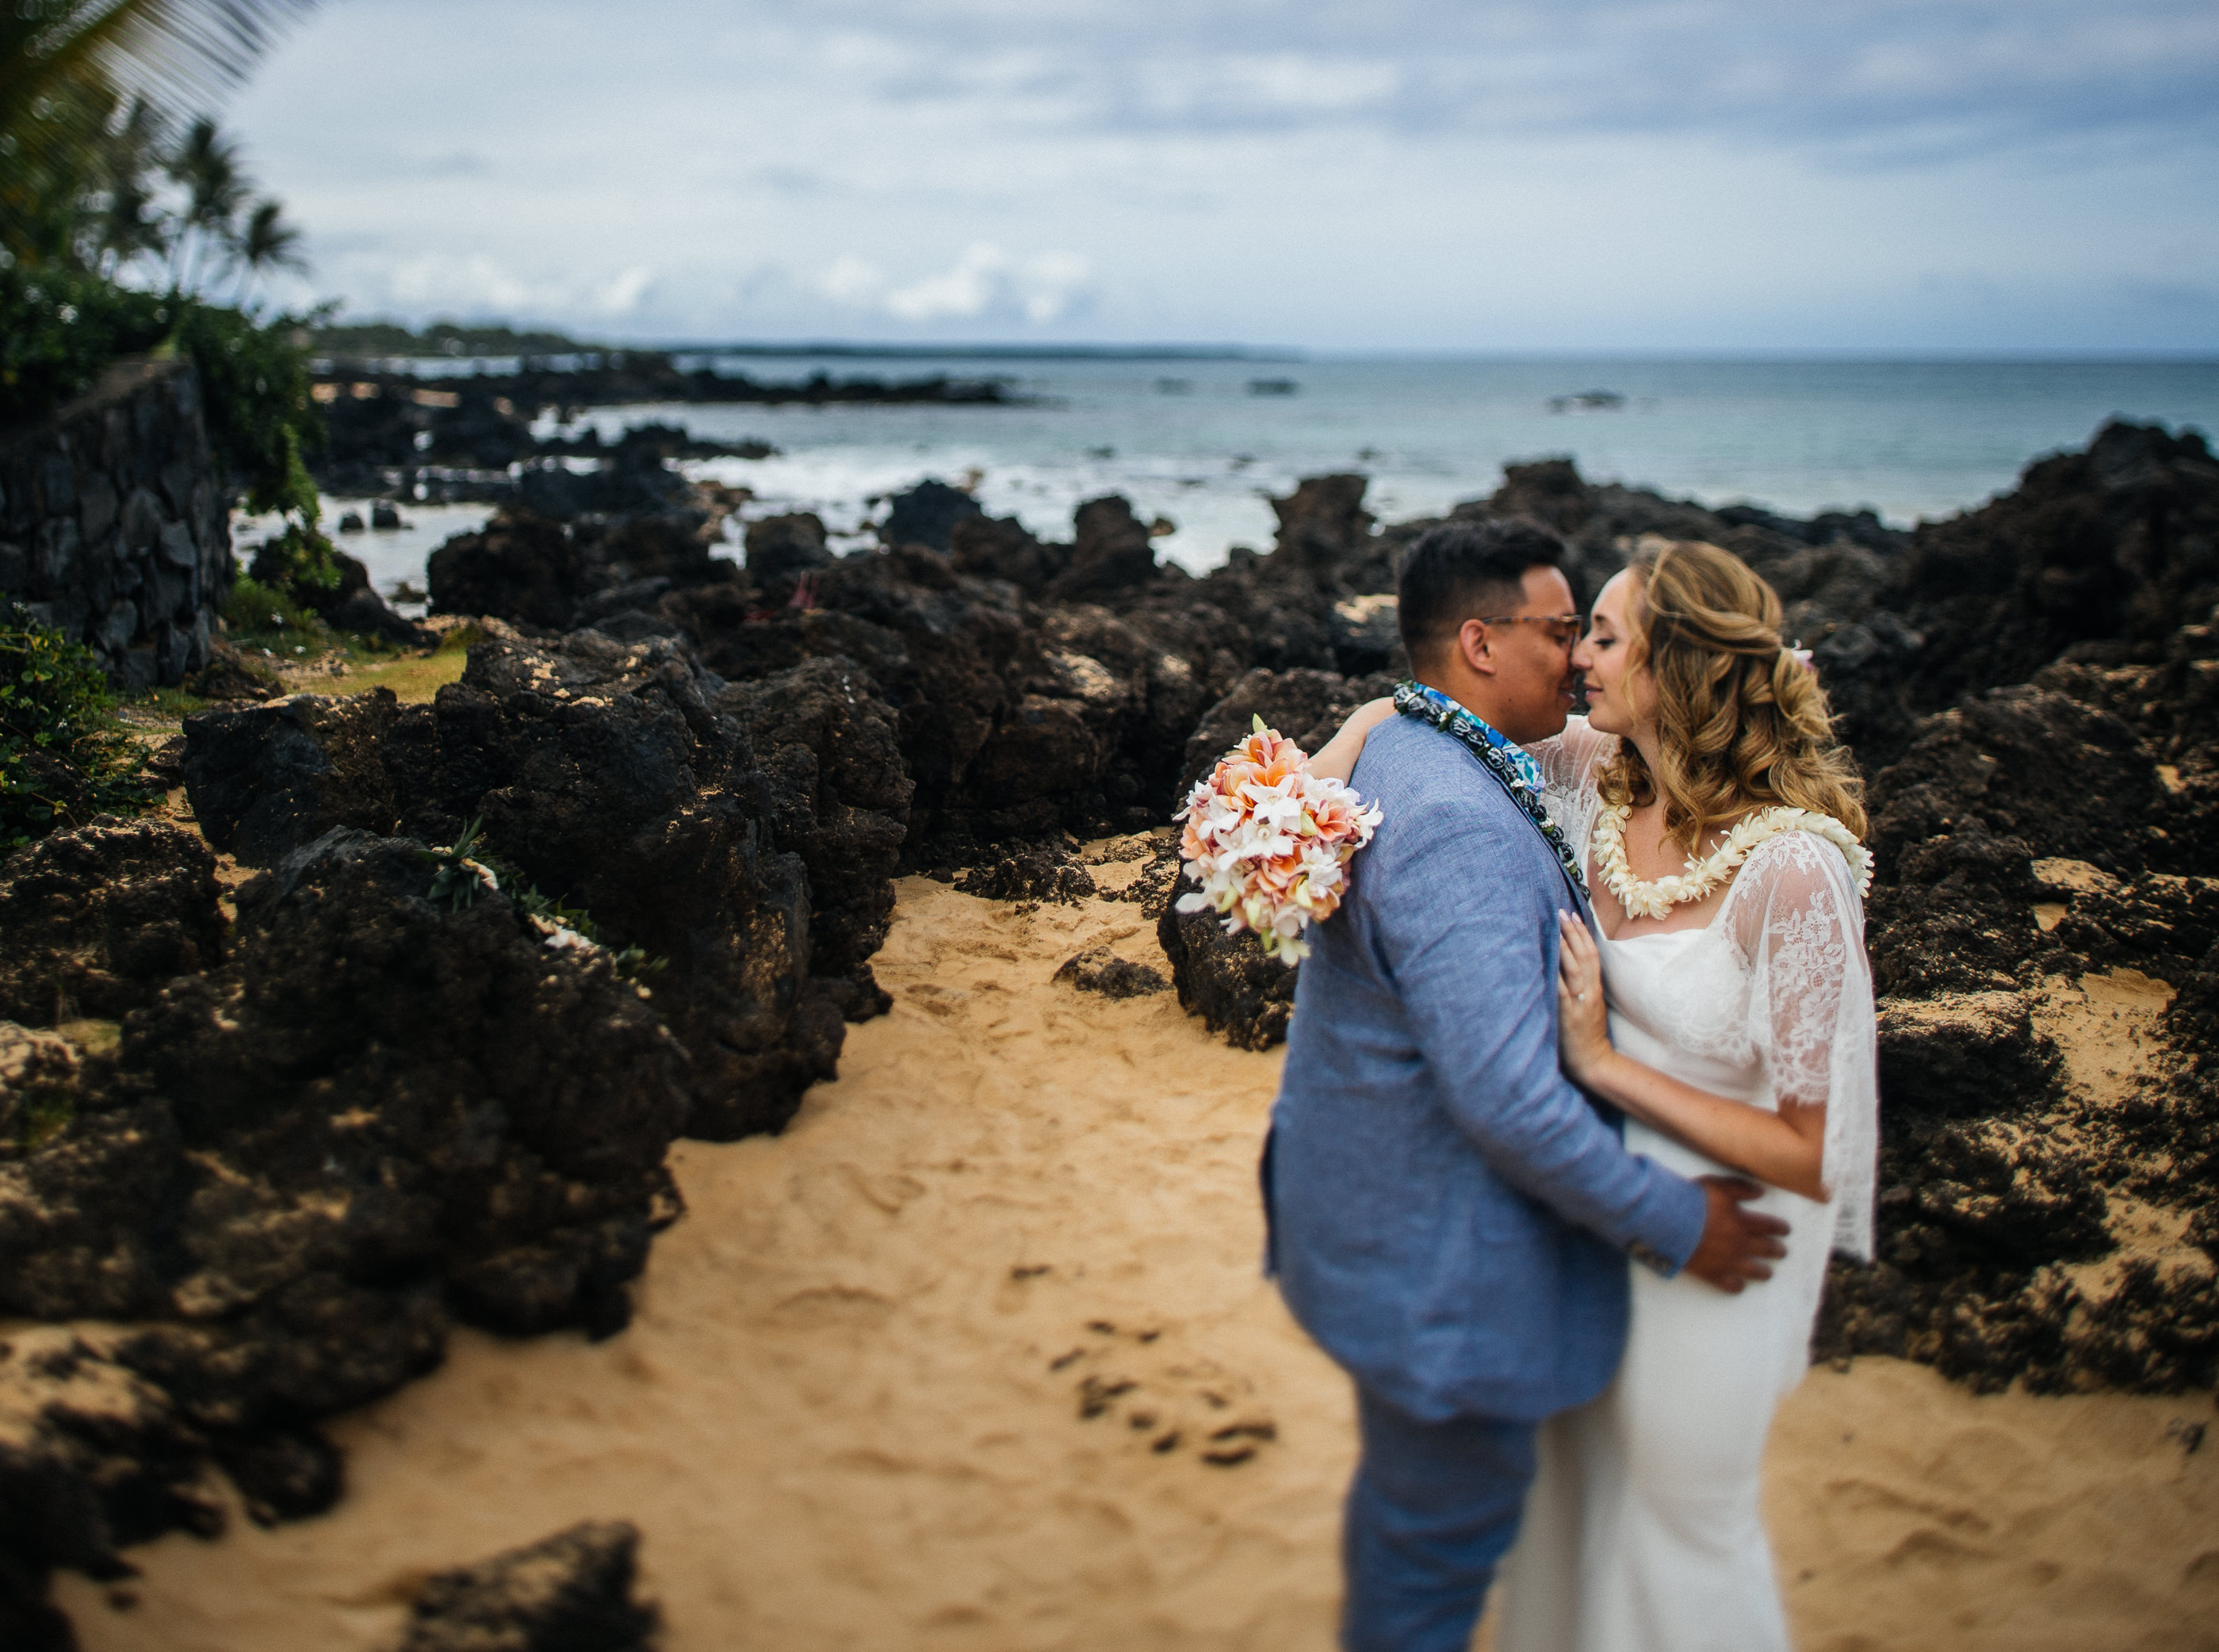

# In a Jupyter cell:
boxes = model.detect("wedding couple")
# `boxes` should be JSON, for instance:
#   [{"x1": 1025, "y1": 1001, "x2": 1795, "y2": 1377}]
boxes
[{"x1": 1267, "y1": 519, "x2": 1878, "y2": 1651}]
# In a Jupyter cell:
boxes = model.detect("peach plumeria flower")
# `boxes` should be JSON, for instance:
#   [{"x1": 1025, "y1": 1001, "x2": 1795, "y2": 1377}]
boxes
[{"x1": 1175, "y1": 717, "x2": 1383, "y2": 964}]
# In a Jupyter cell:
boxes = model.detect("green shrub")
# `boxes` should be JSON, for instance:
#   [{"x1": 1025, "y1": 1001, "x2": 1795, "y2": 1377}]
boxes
[
  {"x1": 426, "y1": 819, "x2": 668, "y2": 984},
  {"x1": 221, "y1": 575, "x2": 323, "y2": 639},
  {"x1": 0, "y1": 601, "x2": 148, "y2": 851},
  {"x1": 0, "y1": 266, "x2": 323, "y2": 520},
  {"x1": 0, "y1": 264, "x2": 174, "y2": 424},
  {"x1": 12, "y1": 1080, "x2": 76, "y2": 1153},
  {"x1": 247, "y1": 521, "x2": 345, "y2": 596},
  {"x1": 170, "y1": 300, "x2": 325, "y2": 518}
]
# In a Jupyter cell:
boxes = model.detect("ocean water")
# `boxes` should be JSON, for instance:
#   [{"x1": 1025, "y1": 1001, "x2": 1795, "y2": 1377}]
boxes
[{"x1": 290, "y1": 355, "x2": 2219, "y2": 599}]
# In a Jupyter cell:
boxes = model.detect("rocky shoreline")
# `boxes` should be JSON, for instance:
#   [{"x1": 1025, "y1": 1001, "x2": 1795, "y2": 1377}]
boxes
[
  {"x1": 310, "y1": 355, "x2": 1012, "y2": 505},
  {"x1": 4, "y1": 419, "x2": 2217, "y2": 1647}
]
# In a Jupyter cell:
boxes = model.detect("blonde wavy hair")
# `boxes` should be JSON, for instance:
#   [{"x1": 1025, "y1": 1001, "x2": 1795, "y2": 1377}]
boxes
[{"x1": 1598, "y1": 537, "x2": 1867, "y2": 851}]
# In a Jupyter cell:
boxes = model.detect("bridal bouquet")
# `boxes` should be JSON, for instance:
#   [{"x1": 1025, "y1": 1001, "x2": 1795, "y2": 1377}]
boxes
[{"x1": 1175, "y1": 717, "x2": 1382, "y2": 965}]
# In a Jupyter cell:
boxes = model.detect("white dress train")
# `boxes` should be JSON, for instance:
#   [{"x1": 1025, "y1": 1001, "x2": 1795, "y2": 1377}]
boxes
[{"x1": 1494, "y1": 719, "x2": 1879, "y2": 1652}]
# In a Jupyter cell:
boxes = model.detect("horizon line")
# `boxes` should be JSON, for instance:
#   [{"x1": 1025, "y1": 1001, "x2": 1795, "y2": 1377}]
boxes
[{"x1": 309, "y1": 326, "x2": 2219, "y2": 365}]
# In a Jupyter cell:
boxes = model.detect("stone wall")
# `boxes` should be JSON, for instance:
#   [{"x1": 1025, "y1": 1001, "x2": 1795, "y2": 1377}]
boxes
[{"x1": 0, "y1": 355, "x2": 231, "y2": 689}]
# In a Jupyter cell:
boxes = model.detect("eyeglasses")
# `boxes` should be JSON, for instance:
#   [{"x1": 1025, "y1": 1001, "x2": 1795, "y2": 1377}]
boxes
[{"x1": 1479, "y1": 613, "x2": 1585, "y2": 647}]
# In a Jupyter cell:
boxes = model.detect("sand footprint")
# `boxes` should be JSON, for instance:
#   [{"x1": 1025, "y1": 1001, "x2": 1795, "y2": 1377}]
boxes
[{"x1": 1046, "y1": 1318, "x2": 1279, "y2": 1467}]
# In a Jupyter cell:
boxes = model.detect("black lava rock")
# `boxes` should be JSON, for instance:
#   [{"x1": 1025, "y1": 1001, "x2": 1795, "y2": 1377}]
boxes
[{"x1": 400, "y1": 1520, "x2": 659, "y2": 1652}]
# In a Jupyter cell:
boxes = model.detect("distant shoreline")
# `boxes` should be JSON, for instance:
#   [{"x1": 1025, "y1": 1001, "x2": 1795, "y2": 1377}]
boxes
[
  {"x1": 666, "y1": 342, "x2": 1302, "y2": 361},
  {"x1": 310, "y1": 321, "x2": 1301, "y2": 364}
]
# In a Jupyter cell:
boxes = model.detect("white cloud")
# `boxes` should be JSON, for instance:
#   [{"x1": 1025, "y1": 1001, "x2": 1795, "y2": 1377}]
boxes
[
  {"x1": 1016, "y1": 250, "x2": 1092, "y2": 323},
  {"x1": 220, "y1": 0, "x2": 2219, "y2": 349},
  {"x1": 388, "y1": 253, "x2": 543, "y2": 312},
  {"x1": 598, "y1": 266, "x2": 654, "y2": 314},
  {"x1": 817, "y1": 243, "x2": 1096, "y2": 324},
  {"x1": 885, "y1": 243, "x2": 1008, "y2": 320},
  {"x1": 816, "y1": 253, "x2": 886, "y2": 305},
  {"x1": 381, "y1": 252, "x2": 658, "y2": 322}
]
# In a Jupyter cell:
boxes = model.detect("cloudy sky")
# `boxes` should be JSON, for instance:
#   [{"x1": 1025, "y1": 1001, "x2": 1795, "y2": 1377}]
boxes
[{"x1": 222, "y1": 0, "x2": 2219, "y2": 352}]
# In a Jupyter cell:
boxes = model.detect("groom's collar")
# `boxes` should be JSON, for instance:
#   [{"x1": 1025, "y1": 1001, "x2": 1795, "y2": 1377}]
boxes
[{"x1": 1404, "y1": 682, "x2": 1548, "y2": 796}]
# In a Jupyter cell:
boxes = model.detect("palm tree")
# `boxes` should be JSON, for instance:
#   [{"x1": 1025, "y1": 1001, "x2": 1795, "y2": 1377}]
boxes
[
  {"x1": 94, "y1": 95, "x2": 173, "y2": 274},
  {"x1": 167, "y1": 113, "x2": 246, "y2": 289},
  {"x1": 1, "y1": 0, "x2": 319, "y2": 266},
  {"x1": 228, "y1": 194, "x2": 304, "y2": 301}
]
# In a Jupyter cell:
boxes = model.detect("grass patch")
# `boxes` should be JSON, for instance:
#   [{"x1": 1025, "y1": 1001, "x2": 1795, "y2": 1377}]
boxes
[
  {"x1": 55, "y1": 1018, "x2": 121, "y2": 1057},
  {"x1": 334, "y1": 622, "x2": 482, "y2": 704},
  {"x1": 138, "y1": 687, "x2": 209, "y2": 717},
  {"x1": 340, "y1": 648, "x2": 469, "y2": 704},
  {"x1": 13, "y1": 1084, "x2": 75, "y2": 1153},
  {"x1": 221, "y1": 575, "x2": 331, "y2": 657}
]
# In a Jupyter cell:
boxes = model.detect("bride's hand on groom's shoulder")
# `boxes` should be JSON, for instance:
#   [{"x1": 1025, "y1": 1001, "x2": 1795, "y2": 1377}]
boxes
[{"x1": 1555, "y1": 912, "x2": 1613, "y2": 1081}]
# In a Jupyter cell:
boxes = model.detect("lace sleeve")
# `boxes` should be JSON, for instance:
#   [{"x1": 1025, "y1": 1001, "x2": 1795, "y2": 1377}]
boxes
[
  {"x1": 1523, "y1": 716, "x2": 1617, "y2": 864},
  {"x1": 1524, "y1": 714, "x2": 1615, "y2": 793},
  {"x1": 1727, "y1": 832, "x2": 1880, "y2": 1260}
]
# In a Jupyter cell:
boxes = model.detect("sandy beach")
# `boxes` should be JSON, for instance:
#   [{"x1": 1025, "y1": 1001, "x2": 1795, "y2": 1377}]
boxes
[
  {"x1": 48, "y1": 868, "x2": 2219, "y2": 1652},
  {"x1": 7, "y1": 7, "x2": 2217, "y2": 1641}
]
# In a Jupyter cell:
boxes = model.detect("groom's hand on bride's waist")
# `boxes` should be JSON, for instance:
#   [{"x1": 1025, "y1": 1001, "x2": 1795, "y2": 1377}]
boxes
[{"x1": 1680, "y1": 1176, "x2": 1791, "y2": 1294}]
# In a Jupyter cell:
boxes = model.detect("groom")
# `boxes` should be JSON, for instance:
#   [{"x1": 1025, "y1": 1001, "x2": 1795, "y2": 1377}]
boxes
[{"x1": 1265, "y1": 518, "x2": 1789, "y2": 1652}]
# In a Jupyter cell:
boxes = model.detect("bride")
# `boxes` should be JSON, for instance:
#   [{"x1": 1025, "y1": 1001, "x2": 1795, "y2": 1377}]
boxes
[{"x1": 1313, "y1": 536, "x2": 1877, "y2": 1651}]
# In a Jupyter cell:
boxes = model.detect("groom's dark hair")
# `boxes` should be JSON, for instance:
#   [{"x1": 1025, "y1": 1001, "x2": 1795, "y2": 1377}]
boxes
[{"x1": 1396, "y1": 518, "x2": 1570, "y2": 670}]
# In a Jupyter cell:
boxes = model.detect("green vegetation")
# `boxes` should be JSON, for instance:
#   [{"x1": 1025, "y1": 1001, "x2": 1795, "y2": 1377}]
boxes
[
  {"x1": 311, "y1": 320, "x2": 599, "y2": 358},
  {"x1": 424, "y1": 819, "x2": 668, "y2": 983},
  {"x1": 0, "y1": 601, "x2": 149, "y2": 851},
  {"x1": 169, "y1": 297, "x2": 323, "y2": 516},
  {"x1": 216, "y1": 576, "x2": 436, "y2": 690},
  {"x1": 140, "y1": 686, "x2": 208, "y2": 716},
  {"x1": 4, "y1": 4, "x2": 328, "y2": 566},
  {"x1": 247, "y1": 519, "x2": 344, "y2": 595},
  {"x1": 0, "y1": 264, "x2": 171, "y2": 415},
  {"x1": 221, "y1": 572, "x2": 321, "y2": 637},
  {"x1": 338, "y1": 625, "x2": 478, "y2": 704},
  {"x1": 0, "y1": 247, "x2": 324, "y2": 518},
  {"x1": 2, "y1": 1, "x2": 320, "y2": 272},
  {"x1": 10, "y1": 1079, "x2": 76, "y2": 1153}
]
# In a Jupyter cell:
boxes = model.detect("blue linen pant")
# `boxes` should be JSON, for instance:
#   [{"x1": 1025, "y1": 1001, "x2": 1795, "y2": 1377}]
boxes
[{"x1": 1341, "y1": 1386, "x2": 1540, "y2": 1652}]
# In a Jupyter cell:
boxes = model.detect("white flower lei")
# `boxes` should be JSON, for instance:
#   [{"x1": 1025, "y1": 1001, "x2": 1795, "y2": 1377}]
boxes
[{"x1": 1591, "y1": 802, "x2": 1875, "y2": 920}]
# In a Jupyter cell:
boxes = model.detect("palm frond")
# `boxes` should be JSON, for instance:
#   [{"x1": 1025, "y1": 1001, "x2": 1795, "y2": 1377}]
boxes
[
  {"x1": 237, "y1": 197, "x2": 301, "y2": 269},
  {"x1": 2, "y1": 1, "x2": 322, "y2": 137},
  {"x1": 2, "y1": 2, "x2": 315, "y2": 267}
]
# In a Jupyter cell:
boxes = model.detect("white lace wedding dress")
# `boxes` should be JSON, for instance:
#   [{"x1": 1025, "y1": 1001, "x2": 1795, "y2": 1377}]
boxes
[{"x1": 1494, "y1": 717, "x2": 1879, "y2": 1652}]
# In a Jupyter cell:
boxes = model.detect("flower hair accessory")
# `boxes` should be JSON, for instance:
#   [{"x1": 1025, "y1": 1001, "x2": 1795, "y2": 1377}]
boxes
[{"x1": 1175, "y1": 717, "x2": 1383, "y2": 965}]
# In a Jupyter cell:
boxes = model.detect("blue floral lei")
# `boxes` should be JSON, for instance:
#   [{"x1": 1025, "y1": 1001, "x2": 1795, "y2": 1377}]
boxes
[{"x1": 1393, "y1": 680, "x2": 1589, "y2": 896}]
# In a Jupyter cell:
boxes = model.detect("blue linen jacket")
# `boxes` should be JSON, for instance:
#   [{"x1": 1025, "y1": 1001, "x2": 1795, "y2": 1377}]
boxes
[{"x1": 1267, "y1": 713, "x2": 1709, "y2": 1424}]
